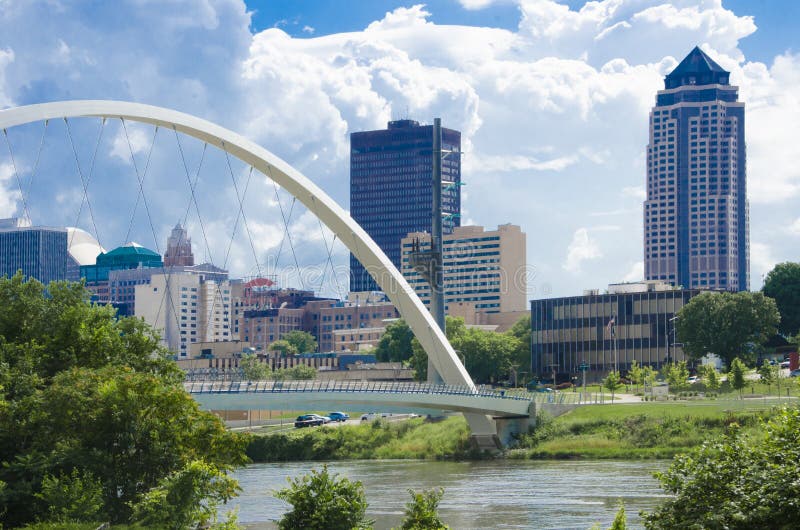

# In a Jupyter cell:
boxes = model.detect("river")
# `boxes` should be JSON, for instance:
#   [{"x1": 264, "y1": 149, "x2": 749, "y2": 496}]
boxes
[{"x1": 230, "y1": 460, "x2": 669, "y2": 529}]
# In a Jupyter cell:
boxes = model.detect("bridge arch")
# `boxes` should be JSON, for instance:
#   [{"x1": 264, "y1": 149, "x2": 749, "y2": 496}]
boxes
[{"x1": 0, "y1": 101, "x2": 476, "y2": 387}]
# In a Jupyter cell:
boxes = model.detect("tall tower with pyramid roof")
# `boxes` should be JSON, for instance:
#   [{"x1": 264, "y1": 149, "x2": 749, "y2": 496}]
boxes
[
  {"x1": 644, "y1": 46, "x2": 749, "y2": 292},
  {"x1": 164, "y1": 222, "x2": 194, "y2": 267}
]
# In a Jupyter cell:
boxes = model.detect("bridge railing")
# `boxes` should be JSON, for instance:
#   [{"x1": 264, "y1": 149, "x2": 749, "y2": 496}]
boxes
[{"x1": 184, "y1": 379, "x2": 537, "y2": 401}]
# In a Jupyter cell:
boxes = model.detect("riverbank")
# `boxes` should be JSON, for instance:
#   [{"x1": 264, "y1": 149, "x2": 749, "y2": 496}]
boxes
[{"x1": 246, "y1": 400, "x2": 787, "y2": 462}]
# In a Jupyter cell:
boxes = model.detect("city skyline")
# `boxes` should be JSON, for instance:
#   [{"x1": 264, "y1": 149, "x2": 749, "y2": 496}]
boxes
[{"x1": 0, "y1": 1, "x2": 798, "y2": 298}]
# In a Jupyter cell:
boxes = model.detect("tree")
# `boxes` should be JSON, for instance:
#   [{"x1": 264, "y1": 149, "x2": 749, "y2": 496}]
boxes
[
  {"x1": 275, "y1": 465, "x2": 372, "y2": 530},
  {"x1": 282, "y1": 364, "x2": 317, "y2": 380},
  {"x1": 506, "y1": 315, "x2": 531, "y2": 374},
  {"x1": 268, "y1": 339, "x2": 299, "y2": 357},
  {"x1": 762, "y1": 262, "x2": 800, "y2": 337},
  {"x1": 641, "y1": 365, "x2": 657, "y2": 392},
  {"x1": 627, "y1": 360, "x2": 643, "y2": 393},
  {"x1": 676, "y1": 291, "x2": 780, "y2": 366},
  {"x1": 609, "y1": 501, "x2": 627, "y2": 530},
  {"x1": 0, "y1": 274, "x2": 248, "y2": 527},
  {"x1": 34, "y1": 469, "x2": 103, "y2": 524},
  {"x1": 283, "y1": 330, "x2": 318, "y2": 354},
  {"x1": 398, "y1": 488, "x2": 449, "y2": 530},
  {"x1": 700, "y1": 364, "x2": 721, "y2": 392},
  {"x1": 661, "y1": 361, "x2": 690, "y2": 392},
  {"x1": 239, "y1": 353, "x2": 271, "y2": 380},
  {"x1": 130, "y1": 460, "x2": 240, "y2": 529},
  {"x1": 643, "y1": 407, "x2": 800, "y2": 529},
  {"x1": 375, "y1": 319, "x2": 415, "y2": 363},
  {"x1": 603, "y1": 371, "x2": 623, "y2": 402},
  {"x1": 729, "y1": 357, "x2": 747, "y2": 398},
  {"x1": 758, "y1": 359, "x2": 778, "y2": 395},
  {"x1": 409, "y1": 316, "x2": 468, "y2": 382},
  {"x1": 452, "y1": 327, "x2": 520, "y2": 384}
]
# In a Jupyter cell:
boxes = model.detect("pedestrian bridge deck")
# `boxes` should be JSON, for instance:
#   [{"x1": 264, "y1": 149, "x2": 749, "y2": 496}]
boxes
[{"x1": 185, "y1": 380, "x2": 574, "y2": 417}]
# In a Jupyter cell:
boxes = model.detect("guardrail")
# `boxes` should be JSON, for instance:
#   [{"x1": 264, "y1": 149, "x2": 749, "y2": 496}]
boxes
[{"x1": 185, "y1": 379, "x2": 535, "y2": 402}]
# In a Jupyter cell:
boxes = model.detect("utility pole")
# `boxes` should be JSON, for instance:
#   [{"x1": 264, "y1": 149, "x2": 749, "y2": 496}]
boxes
[{"x1": 408, "y1": 118, "x2": 445, "y2": 384}]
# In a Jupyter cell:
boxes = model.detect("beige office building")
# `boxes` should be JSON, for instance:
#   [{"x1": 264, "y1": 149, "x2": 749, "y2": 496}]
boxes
[
  {"x1": 135, "y1": 268, "x2": 233, "y2": 357},
  {"x1": 401, "y1": 224, "x2": 527, "y2": 316}
]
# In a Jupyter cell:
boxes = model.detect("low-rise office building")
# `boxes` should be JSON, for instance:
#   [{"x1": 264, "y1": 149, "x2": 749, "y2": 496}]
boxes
[{"x1": 531, "y1": 281, "x2": 702, "y2": 381}]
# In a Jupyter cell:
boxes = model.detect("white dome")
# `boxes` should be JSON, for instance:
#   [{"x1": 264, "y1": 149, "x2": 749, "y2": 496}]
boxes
[{"x1": 65, "y1": 227, "x2": 105, "y2": 266}]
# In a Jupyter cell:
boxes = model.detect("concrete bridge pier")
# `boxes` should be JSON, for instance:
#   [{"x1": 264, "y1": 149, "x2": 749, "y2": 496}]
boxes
[{"x1": 467, "y1": 401, "x2": 538, "y2": 452}]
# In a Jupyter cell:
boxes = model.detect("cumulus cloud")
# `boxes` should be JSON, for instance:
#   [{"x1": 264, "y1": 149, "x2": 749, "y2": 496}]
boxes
[
  {"x1": 0, "y1": 0, "x2": 797, "y2": 295},
  {"x1": 622, "y1": 260, "x2": 644, "y2": 282},
  {"x1": 563, "y1": 227, "x2": 601, "y2": 273}
]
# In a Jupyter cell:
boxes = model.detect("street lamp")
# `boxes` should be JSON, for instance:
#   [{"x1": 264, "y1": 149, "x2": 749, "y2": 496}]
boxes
[{"x1": 667, "y1": 316, "x2": 678, "y2": 364}]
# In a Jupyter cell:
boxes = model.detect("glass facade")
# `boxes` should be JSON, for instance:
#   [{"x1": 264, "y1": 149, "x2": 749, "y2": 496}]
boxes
[
  {"x1": 644, "y1": 47, "x2": 749, "y2": 291},
  {"x1": 349, "y1": 119, "x2": 461, "y2": 292},
  {"x1": 0, "y1": 227, "x2": 68, "y2": 285},
  {"x1": 531, "y1": 287, "x2": 702, "y2": 380}
]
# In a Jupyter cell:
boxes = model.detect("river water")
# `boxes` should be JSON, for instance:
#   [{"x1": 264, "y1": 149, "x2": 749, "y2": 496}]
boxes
[{"x1": 230, "y1": 460, "x2": 669, "y2": 529}]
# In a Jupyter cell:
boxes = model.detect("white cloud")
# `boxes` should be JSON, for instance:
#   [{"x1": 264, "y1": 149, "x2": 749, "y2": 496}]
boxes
[
  {"x1": 621, "y1": 185, "x2": 645, "y2": 200},
  {"x1": 0, "y1": 0, "x2": 796, "y2": 297},
  {"x1": 622, "y1": 260, "x2": 643, "y2": 282},
  {"x1": 0, "y1": 47, "x2": 14, "y2": 108},
  {"x1": 0, "y1": 162, "x2": 20, "y2": 218},
  {"x1": 563, "y1": 227, "x2": 601, "y2": 273},
  {"x1": 751, "y1": 242, "x2": 777, "y2": 286},
  {"x1": 789, "y1": 218, "x2": 800, "y2": 236}
]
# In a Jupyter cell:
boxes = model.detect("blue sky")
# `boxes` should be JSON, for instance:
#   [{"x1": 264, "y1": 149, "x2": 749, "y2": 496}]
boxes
[{"x1": 0, "y1": 0, "x2": 799, "y2": 298}]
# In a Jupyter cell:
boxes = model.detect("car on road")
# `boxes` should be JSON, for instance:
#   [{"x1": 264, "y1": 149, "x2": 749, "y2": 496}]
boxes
[
  {"x1": 294, "y1": 414, "x2": 325, "y2": 428},
  {"x1": 361, "y1": 412, "x2": 393, "y2": 421},
  {"x1": 790, "y1": 369, "x2": 800, "y2": 378},
  {"x1": 780, "y1": 361, "x2": 791, "y2": 369},
  {"x1": 687, "y1": 376, "x2": 699, "y2": 384},
  {"x1": 328, "y1": 412, "x2": 349, "y2": 422}
]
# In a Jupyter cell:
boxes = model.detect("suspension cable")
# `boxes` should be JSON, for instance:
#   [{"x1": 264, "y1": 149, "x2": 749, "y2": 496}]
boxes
[
  {"x1": 221, "y1": 144, "x2": 264, "y2": 280},
  {"x1": 23, "y1": 120, "x2": 49, "y2": 217},
  {"x1": 268, "y1": 170, "x2": 305, "y2": 291},
  {"x1": 64, "y1": 117, "x2": 104, "y2": 247},
  {"x1": 2, "y1": 128, "x2": 31, "y2": 223}
]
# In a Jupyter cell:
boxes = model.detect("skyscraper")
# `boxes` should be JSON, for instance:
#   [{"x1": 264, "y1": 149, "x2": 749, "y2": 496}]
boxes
[
  {"x1": 164, "y1": 222, "x2": 194, "y2": 267},
  {"x1": 349, "y1": 119, "x2": 461, "y2": 292},
  {"x1": 644, "y1": 46, "x2": 749, "y2": 291}
]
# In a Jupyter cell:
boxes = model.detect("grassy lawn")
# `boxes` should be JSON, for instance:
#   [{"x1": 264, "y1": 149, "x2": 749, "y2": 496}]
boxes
[{"x1": 509, "y1": 399, "x2": 786, "y2": 460}]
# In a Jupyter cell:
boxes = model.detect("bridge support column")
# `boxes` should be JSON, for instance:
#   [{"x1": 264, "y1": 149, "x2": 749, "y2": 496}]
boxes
[{"x1": 468, "y1": 401, "x2": 538, "y2": 451}]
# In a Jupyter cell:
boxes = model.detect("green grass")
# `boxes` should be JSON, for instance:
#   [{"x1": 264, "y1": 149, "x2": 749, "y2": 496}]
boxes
[
  {"x1": 511, "y1": 400, "x2": 784, "y2": 460},
  {"x1": 246, "y1": 416, "x2": 476, "y2": 462}
]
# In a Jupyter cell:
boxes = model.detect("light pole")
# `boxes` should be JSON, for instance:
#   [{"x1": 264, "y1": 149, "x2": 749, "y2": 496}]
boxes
[{"x1": 668, "y1": 316, "x2": 678, "y2": 364}]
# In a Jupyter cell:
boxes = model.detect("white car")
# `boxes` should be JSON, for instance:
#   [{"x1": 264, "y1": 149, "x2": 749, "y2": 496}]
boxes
[{"x1": 687, "y1": 376, "x2": 699, "y2": 384}]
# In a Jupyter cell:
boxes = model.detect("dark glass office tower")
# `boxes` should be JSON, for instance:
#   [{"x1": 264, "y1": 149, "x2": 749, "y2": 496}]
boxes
[
  {"x1": 349, "y1": 119, "x2": 461, "y2": 292},
  {"x1": 644, "y1": 46, "x2": 749, "y2": 291},
  {"x1": 0, "y1": 224, "x2": 68, "y2": 284}
]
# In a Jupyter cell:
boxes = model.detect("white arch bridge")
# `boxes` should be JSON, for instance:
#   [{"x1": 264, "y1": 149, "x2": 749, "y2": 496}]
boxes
[{"x1": 1, "y1": 100, "x2": 541, "y2": 448}]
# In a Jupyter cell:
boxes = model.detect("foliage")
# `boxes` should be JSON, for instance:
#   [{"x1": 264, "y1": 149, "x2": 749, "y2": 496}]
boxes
[
  {"x1": 455, "y1": 326, "x2": 521, "y2": 384},
  {"x1": 676, "y1": 291, "x2": 780, "y2": 365},
  {"x1": 643, "y1": 406, "x2": 800, "y2": 529},
  {"x1": 34, "y1": 470, "x2": 103, "y2": 523},
  {"x1": 409, "y1": 316, "x2": 468, "y2": 382},
  {"x1": 0, "y1": 273, "x2": 248, "y2": 527},
  {"x1": 239, "y1": 353, "x2": 271, "y2": 380},
  {"x1": 511, "y1": 402, "x2": 776, "y2": 460},
  {"x1": 729, "y1": 357, "x2": 747, "y2": 397},
  {"x1": 130, "y1": 460, "x2": 240, "y2": 529},
  {"x1": 627, "y1": 360, "x2": 643, "y2": 392},
  {"x1": 506, "y1": 315, "x2": 532, "y2": 375},
  {"x1": 762, "y1": 262, "x2": 800, "y2": 337},
  {"x1": 275, "y1": 465, "x2": 372, "y2": 530},
  {"x1": 641, "y1": 365, "x2": 657, "y2": 391},
  {"x1": 277, "y1": 364, "x2": 317, "y2": 380},
  {"x1": 397, "y1": 488, "x2": 449, "y2": 530},
  {"x1": 602, "y1": 371, "x2": 623, "y2": 402},
  {"x1": 283, "y1": 330, "x2": 318, "y2": 354},
  {"x1": 757, "y1": 359, "x2": 778, "y2": 393},
  {"x1": 661, "y1": 361, "x2": 690, "y2": 392},
  {"x1": 267, "y1": 339, "x2": 299, "y2": 357},
  {"x1": 375, "y1": 319, "x2": 415, "y2": 363},
  {"x1": 700, "y1": 364, "x2": 721, "y2": 392},
  {"x1": 247, "y1": 416, "x2": 474, "y2": 462},
  {"x1": 609, "y1": 501, "x2": 627, "y2": 530}
]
